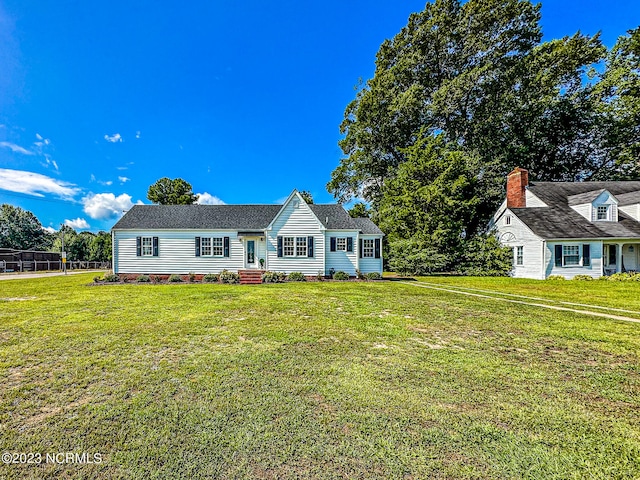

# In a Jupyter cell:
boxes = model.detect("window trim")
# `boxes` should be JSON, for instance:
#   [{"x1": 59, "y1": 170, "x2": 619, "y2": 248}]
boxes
[
  {"x1": 515, "y1": 246, "x2": 523, "y2": 266},
  {"x1": 198, "y1": 237, "x2": 224, "y2": 257},
  {"x1": 336, "y1": 237, "x2": 347, "y2": 251},
  {"x1": 596, "y1": 205, "x2": 609, "y2": 221},
  {"x1": 295, "y1": 236, "x2": 307, "y2": 257},
  {"x1": 283, "y1": 237, "x2": 295, "y2": 257},
  {"x1": 562, "y1": 245, "x2": 580, "y2": 266},
  {"x1": 141, "y1": 236, "x2": 153, "y2": 256},
  {"x1": 363, "y1": 239, "x2": 374, "y2": 258}
]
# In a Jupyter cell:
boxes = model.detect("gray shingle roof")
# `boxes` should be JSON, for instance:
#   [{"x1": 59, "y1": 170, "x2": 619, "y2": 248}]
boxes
[
  {"x1": 510, "y1": 181, "x2": 640, "y2": 239},
  {"x1": 112, "y1": 203, "x2": 384, "y2": 235},
  {"x1": 351, "y1": 217, "x2": 384, "y2": 235}
]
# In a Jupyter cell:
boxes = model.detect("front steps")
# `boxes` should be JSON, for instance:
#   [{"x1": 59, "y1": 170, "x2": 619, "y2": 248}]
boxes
[{"x1": 239, "y1": 270, "x2": 264, "y2": 285}]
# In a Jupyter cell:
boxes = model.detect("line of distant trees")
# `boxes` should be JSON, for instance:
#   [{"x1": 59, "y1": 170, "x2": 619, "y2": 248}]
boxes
[{"x1": 0, "y1": 204, "x2": 111, "y2": 262}]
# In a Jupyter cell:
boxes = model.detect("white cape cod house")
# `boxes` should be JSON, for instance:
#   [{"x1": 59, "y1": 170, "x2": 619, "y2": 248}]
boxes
[
  {"x1": 493, "y1": 168, "x2": 640, "y2": 279},
  {"x1": 111, "y1": 190, "x2": 383, "y2": 277}
]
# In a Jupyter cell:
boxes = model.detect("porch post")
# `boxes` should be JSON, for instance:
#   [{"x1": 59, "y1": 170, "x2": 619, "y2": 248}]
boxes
[{"x1": 616, "y1": 243, "x2": 624, "y2": 273}]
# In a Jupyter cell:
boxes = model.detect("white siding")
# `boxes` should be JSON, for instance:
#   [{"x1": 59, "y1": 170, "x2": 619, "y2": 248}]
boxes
[
  {"x1": 570, "y1": 203, "x2": 591, "y2": 221},
  {"x1": 357, "y1": 235, "x2": 383, "y2": 274},
  {"x1": 620, "y1": 204, "x2": 640, "y2": 221},
  {"x1": 325, "y1": 230, "x2": 358, "y2": 276},
  {"x1": 495, "y1": 210, "x2": 545, "y2": 279},
  {"x1": 266, "y1": 200, "x2": 325, "y2": 275},
  {"x1": 113, "y1": 230, "x2": 244, "y2": 274},
  {"x1": 546, "y1": 241, "x2": 603, "y2": 279},
  {"x1": 525, "y1": 190, "x2": 548, "y2": 207}
]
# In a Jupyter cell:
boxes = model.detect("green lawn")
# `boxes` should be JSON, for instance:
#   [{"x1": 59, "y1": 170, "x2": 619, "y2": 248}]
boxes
[
  {"x1": 415, "y1": 275, "x2": 640, "y2": 313},
  {"x1": 1, "y1": 274, "x2": 639, "y2": 479}
]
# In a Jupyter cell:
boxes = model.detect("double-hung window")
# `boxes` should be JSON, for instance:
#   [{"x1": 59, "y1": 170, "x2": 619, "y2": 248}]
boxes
[
  {"x1": 283, "y1": 237, "x2": 295, "y2": 256},
  {"x1": 141, "y1": 237, "x2": 153, "y2": 256},
  {"x1": 563, "y1": 245, "x2": 580, "y2": 266},
  {"x1": 363, "y1": 239, "x2": 374, "y2": 258},
  {"x1": 201, "y1": 238, "x2": 212, "y2": 256},
  {"x1": 515, "y1": 246, "x2": 523, "y2": 266},
  {"x1": 597, "y1": 205, "x2": 609, "y2": 221},
  {"x1": 212, "y1": 238, "x2": 223, "y2": 256},
  {"x1": 336, "y1": 238, "x2": 347, "y2": 251},
  {"x1": 296, "y1": 237, "x2": 307, "y2": 257}
]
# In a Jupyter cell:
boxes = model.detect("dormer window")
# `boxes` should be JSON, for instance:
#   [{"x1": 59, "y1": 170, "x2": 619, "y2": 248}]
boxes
[{"x1": 596, "y1": 205, "x2": 609, "y2": 221}]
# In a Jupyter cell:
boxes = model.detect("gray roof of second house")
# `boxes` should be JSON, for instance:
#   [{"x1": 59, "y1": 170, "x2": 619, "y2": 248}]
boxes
[
  {"x1": 112, "y1": 203, "x2": 383, "y2": 234},
  {"x1": 509, "y1": 181, "x2": 640, "y2": 239}
]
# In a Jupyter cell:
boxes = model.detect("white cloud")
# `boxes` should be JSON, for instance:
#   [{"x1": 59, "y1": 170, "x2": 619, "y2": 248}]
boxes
[
  {"x1": 43, "y1": 226, "x2": 56, "y2": 234},
  {"x1": 64, "y1": 218, "x2": 90, "y2": 229},
  {"x1": 195, "y1": 192, "x2": 225, "y2": 205},
  {"x1": 118, "y1": 176, "x2": 130, "y2": 183},
  {"x1": 116, "y1": 166, "x2": 128, "y2": 170},
  {"x1": 0, "y1": 168, "x2": 79, "y2": 198},
  {"x1": 82, "y1": 192, "x2": 136, "y2": 220},
  {"x1": 0, "y1": 141, "x2": 33, "y2": 155},
  {"x1": 36, "y1": 133, "x2": 43, "y2": 140},
  {"x1": 135, "y1": 131, "x2": 141, "y2": 139},
  {"x1": 104, "y1": 133, "x2": 122, "y2": 143},
  {"x1": 99, "y1": 180, "x2": 113, "y2": 186}
]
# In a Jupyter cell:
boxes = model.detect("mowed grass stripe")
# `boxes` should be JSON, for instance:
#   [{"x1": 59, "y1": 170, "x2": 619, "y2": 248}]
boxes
[
  {"x1": 413, "y1": 280, "x2": 640, "y2": 321},
  {"x1": 0, "y1": 274, "x2": 639, "y2": 479}
]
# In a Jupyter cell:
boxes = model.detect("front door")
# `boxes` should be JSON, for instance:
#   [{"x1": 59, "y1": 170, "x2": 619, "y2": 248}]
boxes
[{"x1": 245, "y1": 240, "x2": 255, "y2": 269}]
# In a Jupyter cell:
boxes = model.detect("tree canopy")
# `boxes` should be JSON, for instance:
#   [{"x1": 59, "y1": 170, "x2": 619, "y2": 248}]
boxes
[
  {"x1": 328, "y1": 0, "x2": 640, "y2": 274},
  {"x1": 299, "y1": 190, "x2": 314, "y2": 204},
  {"x1": 147, "y1": 177, "x2": 199, "y2": 205},
  {"x1": 0, "y1": 204, "x2": 53, "y2": 251}
]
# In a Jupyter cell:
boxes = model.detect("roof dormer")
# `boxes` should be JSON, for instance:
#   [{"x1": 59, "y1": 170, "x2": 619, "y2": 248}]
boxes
[
  {"x1": 568, "y1": 189, "x2": 618, "y2": 222},
  {"x1": 616, "y1": 191, "x2": 640, "y2": 221}
]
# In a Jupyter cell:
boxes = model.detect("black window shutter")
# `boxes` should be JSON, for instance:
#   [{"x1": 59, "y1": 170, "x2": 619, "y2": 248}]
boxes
[
  {"x1": 330, "y1": 237, "x2": 336, "y2": 252},
  {"x1": 554, "y1": 245, "x2": 563, "y2": 267},
  {"x1": 308, "y1": 236, "x2": 314, "y2": 257},
  {"x1": 152, "y1": 237, "x2": 159, "y2": 256},
  {"x1": 223, "y1": 237, "x2": 230, "y2": 257},
  {"x1": 359, "y1": 239, "x2": 363, "y2": 258},
  {"x1": 277, "y1": 236, "x2": 283, "y2": 257},
  {"x1": 195, "y1": 237, "x2": 201, "y2": 257},
  {"x1": 374, "y1": 238, "x2": 381, "y2": 259},
  {"x1": 583, "y1": 244, "x2": 590, "y2": 266},
  {"x1": 136, "y1": 237, "x2": 141, "y2": 256},
  {"x1": 347, "y1": 237, "x2": 353, "y2": 252}
]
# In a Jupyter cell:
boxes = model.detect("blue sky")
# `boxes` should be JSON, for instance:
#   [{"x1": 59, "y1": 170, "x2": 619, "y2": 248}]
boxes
[{"x1": 0, "y1": 0, "x2": 638, "y2": 232}]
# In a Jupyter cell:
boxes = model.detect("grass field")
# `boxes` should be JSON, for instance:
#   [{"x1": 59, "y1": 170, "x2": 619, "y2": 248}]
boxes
[{"x1": 1, "y1": 274, "x2": 639, "y2": 479}]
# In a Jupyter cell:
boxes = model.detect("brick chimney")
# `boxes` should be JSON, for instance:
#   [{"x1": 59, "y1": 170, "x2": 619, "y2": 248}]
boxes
[{"x1": 506, "y1": 167, "x2": 528, "y2": 208}]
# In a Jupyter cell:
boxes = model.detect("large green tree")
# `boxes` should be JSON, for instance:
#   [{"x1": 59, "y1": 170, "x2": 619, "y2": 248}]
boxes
[
  {"x1": 328, "y1": 0, "x2": 605, "y2": 208},
  {"x1": 147, "y1": 177, "x2": 199, "y2": 205},
  {"x1": 0, "y1": 204, "x2": 53, "y2": 250},
  {"x1": 590, "y1": 27, "x2": 640, "y2": 179}
]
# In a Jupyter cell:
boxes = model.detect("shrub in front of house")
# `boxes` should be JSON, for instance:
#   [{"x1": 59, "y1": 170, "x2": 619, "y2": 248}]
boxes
[
  {"x1": 203, "y1": 273, "x2": 220, "y2": 283},
  {"x1": 168, "y1": 274, "x2": 183, "y2": 283},
  {"x1": 547, "y1": 275, "x2": 565, "y2": 281},
  {"x1": 356, "y1": 269, "x2": 366, "y2": 280},
  {"x1": 333, "y1": 271, "x2": 349, "y2": 281},
  {"x1": 607, "y1": 272, "x2": 640, "y2": 281},
  {"x1": 152, "y1": 275, "x2": 162, "y2": 284},
  {"x1": 572, "y1": 274, "x2": 593, "y2": 281},
  {"x1": 287, "y1": 271, "x2": 306, "y2": 282},
  {"x1": 93, "y1": 275, "x2": 103, "y2": 283},
  {"x1": 103, "y1": 273, "x2": 120, "y2": 283},
  {"x1": 188, "y1": 272, "x2": 196, "y2": 283},
  {"x1": 316, "y1": 271, "x2": 325, "y2": 281},
  {"x1": 365, "y1": 272, "x2": 382, "y2": 280},
  {"x1": 136, "y1": 274, "x2": 151, "y2": 283},
  {"x1": 262, "y1": 271, "x2": 286, "y2": 283},
  {"x1": 220, "y1": 269, "x2": 240, "y2": 284}
]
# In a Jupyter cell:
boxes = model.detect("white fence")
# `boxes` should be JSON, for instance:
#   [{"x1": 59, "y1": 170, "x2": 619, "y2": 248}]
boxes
[{"x1": 0, "y1": 260, "x2": 110, "y2": 273}]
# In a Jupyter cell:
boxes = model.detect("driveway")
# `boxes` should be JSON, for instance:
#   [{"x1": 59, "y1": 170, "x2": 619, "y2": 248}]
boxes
[{"x1": 0, "y1": 270, "x2": 108, "y2": 281}]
